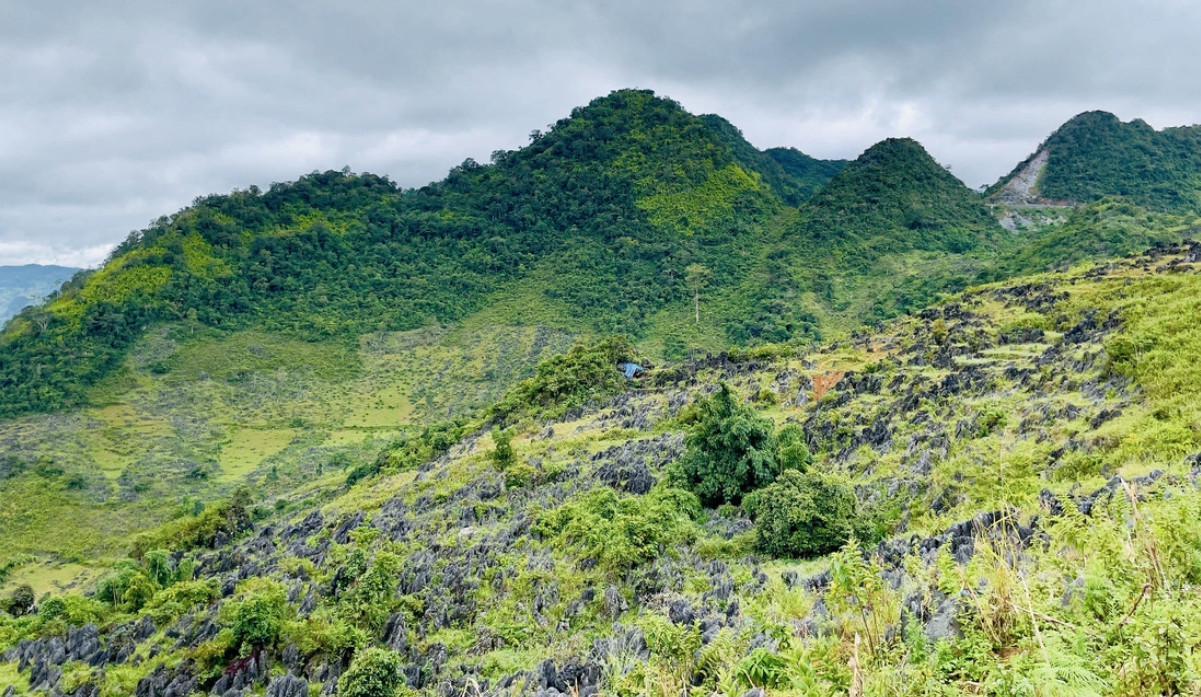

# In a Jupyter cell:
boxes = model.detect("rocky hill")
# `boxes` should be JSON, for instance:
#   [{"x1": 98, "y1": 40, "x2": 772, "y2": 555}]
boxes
[
  {"x1": 988, "y1": 110, "x2": 1201, "y2": 212},
  {"x1": 6, "y1": 90, "x2": 1201, "y2": 697},
  {"x1": 2, "y1": 238, "x2": 1200, "y2": 696}
]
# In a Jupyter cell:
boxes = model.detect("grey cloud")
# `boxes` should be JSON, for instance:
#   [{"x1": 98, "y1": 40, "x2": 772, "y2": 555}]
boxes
[{"x1": 1, "y1": 0, "x2": 1199, "y2": 265}]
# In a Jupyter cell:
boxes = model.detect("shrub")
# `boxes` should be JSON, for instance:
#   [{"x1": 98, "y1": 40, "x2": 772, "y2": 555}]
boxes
[
  {"x1": 338, "y1": 647, "x2": 405, "y2": 697},
  {"x1": 338, "y1": 553, "x2": 402, "y2": 633},
  {"x1": 356, "y1": 419, "x2": 470, "y2": 486},
  {"x1": 490, "y1": 427, "x2": 515, "y2": 471},
  {"x1": 144, "y1": 579, "x2": 220, "y2": 623},
  {"x1": 122, "y1": 573, "x2": 156, "y2": 612},
  {"x1": 489, "y1": 336, "x2": 636, "y2": 422},
  {"x1": 132, "y1": 487, "x2": 255, "y2": 557},
  {"x1": 777, "y1": 424, "x2": 813, "y2": 472},
  {"x1": 536, "y1": 486, "x2": 701, "y2": 571},
  {"x1": 231, "y1": 585, "x2": 287, "y2": 653},
  {"x1": 38, "y1": 596, "x2": 66, "y2": 621},
  {"x1": 745, "y1": 470, "x2": 859, "y2": 559},
  {"x1": 5, "y1": 585, "x2": 35, "y2": 617},
  {"x1": 671, "y1": 383, "x2": 779, "y2": 506}
]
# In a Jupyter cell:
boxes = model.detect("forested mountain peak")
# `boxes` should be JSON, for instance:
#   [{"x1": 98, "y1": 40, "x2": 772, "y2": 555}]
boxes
[
  {"x1": 792, "y1": 136, "x2": 1003, "y2": 256},
  {"x1": 988, "y1": 109, "x2": 1201, "y2": 211}
]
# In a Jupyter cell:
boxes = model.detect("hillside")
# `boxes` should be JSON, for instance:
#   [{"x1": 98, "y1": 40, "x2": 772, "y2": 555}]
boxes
[
  {"x1": 0, "y1": 90, "x2": 847, "y2": 419},
  {"x1": 6, "y1": 91, "x2": 1201, "y2": 697},
  {"x1": 769, "y1": 137, "x2": 1008, "y2": 331},
  {"x1": 988, "y1": 110, "x2": 1201, "y2": 212},
  {"x1": 9, "y1": 93, "x2": 1201, "y2": 425},
  {"x1": 3, "y1": 238, "x2": 1200, "y2": 696},
  {"x1": 0, "y1": 265, "x2": 79, "y2": 324},
  {"x1": 4, "y1": 93, "x2": 1201, "y2": 582}
]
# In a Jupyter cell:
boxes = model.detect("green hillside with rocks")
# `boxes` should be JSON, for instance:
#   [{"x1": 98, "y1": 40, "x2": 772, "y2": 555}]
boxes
[{"x1": 5, "y1": 90, "x2": 1201, "y2": 697}]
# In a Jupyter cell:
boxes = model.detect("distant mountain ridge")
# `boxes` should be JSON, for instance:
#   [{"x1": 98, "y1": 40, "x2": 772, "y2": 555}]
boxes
[
  {"x1": 0, "y1": 264, "x2": 80, "y2": 323},
  {"x1": 988, "y1": 110, "x2": 1201, "y2": 211},
  {"x1": 2, "y1": 90, "x2": 1200, "y2": 419}
]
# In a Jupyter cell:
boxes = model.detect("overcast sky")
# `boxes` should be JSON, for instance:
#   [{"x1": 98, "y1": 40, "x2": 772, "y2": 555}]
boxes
[{"x1": 2, "y1": 1, "x2": 1199, "y2": 267}]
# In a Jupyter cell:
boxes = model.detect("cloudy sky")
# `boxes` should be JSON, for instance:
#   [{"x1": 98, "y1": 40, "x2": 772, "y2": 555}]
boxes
[{"x1": 2, "y1": 1, "x2": 1198, "y2": 267}]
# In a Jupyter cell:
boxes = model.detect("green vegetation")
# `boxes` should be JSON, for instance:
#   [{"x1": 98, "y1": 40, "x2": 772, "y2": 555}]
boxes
[
  {"x1": 338, "y1": 648, "x2": 406, "y2": 697},
  {"x1": 744, "y1": 470, "x2": 860, "y2": 558},
  {"x1": 793, "y1": 137, "x2": 1003, "y2": 257},
  {"x1": 986, "y1": 198, "x2": 1200, "y2": 279},
  {"x1": 3, "y1": 241, "x2": 1201, "y2": 696},
  {"x1": 489, "y1": 336, "x2": 636, "y2": 423},
  {"x1": 991, "y1": 110, "x2": 1201, "y2": 211},
  {"x1": 671, "y1": 383, "x2": 780, "y2": 506},
  {"x1": 536, "y1": 486, "x2": 701, "y2": 571},
  {"x1": 490, "y1": 427, "x2": 515, "y2": 471},
  {"x1": 9, "y1": 89, "x2": 1201, "y2": 697},
  {"x1": 231, "y1": 585, "x2": 287, "y2": 652}
]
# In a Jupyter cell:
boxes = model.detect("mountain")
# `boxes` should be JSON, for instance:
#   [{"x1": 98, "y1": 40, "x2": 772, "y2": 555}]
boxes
[
  {"x1": 6, "y1": 88, "x2": 1201, "y2": 696},
  {"x1": 699, "y1": 115, "x2": 846, "y2": 206},
  {"x1": 762, "y1": 137, "x2": 1008, "y2": 333},
  {"x1": 989, "y1": 110, "x2": 1201, "y2": 211},
  {"x1": 0, "y1": 90, "x2": 954, "y2": 420},
  {"x1": 765, "y1": 146, "x2": 850, "y2": 200},
  {"x1": 795, "y1": 137, "x2": 1003, "y2": 256},
  {"x1": 0, "y1": 264, "x2": 79, "y2": 323},
  {"x1": 3, "y1": 238, "x2": 1200, "y2": 696},
  {"x1": 0, "y1": 90, "x2": 808, "y2": 417}
]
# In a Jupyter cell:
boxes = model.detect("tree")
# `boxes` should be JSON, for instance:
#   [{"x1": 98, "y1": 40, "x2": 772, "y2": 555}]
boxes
[
  {"x1": 777, "y1": 424, "x2": 813, "y2": 472},
  {"x1": 122, "y1": 572, "x2": 156, "y2": 611},
  {"x1": 5, "y1": 584, "x2": 35, "y2": 616},
  {"x1": 226, "y1": 485, "x2": 254, "y2": 534},
  {"x1": 745, "y1": 470, "x2": 858, "y2": 558},
  {"x1": 671, "y1": 383, "x2": 779, "y2": 506},
  {"x1": 232, "y1": 586, "x2": 287, "y2": 652},
  {"x1": 338, "y1": 648, "x2": 405, "y2": 697},
  {"x1": 490, "y1": 427, "x2": 515, "y2": 471},
  {"x1": 144, "y1": 549, "x2": 175, "y2": 588},
  {"x1": 685, "y1": 263, "x2": 711, "y2": 324}
]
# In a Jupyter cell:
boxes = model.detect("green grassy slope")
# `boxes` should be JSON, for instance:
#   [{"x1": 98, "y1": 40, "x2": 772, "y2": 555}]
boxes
[{"x1": 0, "y1": 323, "x2": 574, "y2": 578}]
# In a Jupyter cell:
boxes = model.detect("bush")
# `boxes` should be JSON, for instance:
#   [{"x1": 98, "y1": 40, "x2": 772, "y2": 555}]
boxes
[
  {"x1": 536, "y1": 486, "x2": 700, "y2": 570},
  {"x1": 231, "y1": 585, "x2": 287, "y2": 652},
  {"x1": 144, "y1": 579, "x2": 220, "y2": 623},
  {"x1": 4, "y1": 584, "x2": 35, "y2": 617},
  {"x1": 777, "y1": 423, "x2": 813, "y2": 472},
  {"x1": 38, "y1": 596, "x2": 66, "y2": 621},
  {"x1": 338, "y1": 647, "x2": 405, "y2": 697},
  {"x1": 132, "y1": 487, "x2": 255, "y2": 557},
  {"x1": 671, "y1": 383, "x2": 779, "y2": 506},
  {"x1": 356, "y1": 419, "x2": 471, "y2": 486},
  {"x1": 489, "y1": 337, "x2": 636, "y2": 422},
  {"x1": 338, "y1": 553, "x2": 402, "y2": 633},
  {"x1": 490, "y1": 427, "x2": 515, "y2": 471},
  {"x1": 745, "y1": 470, "x2": 859, "y2": 559}
]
